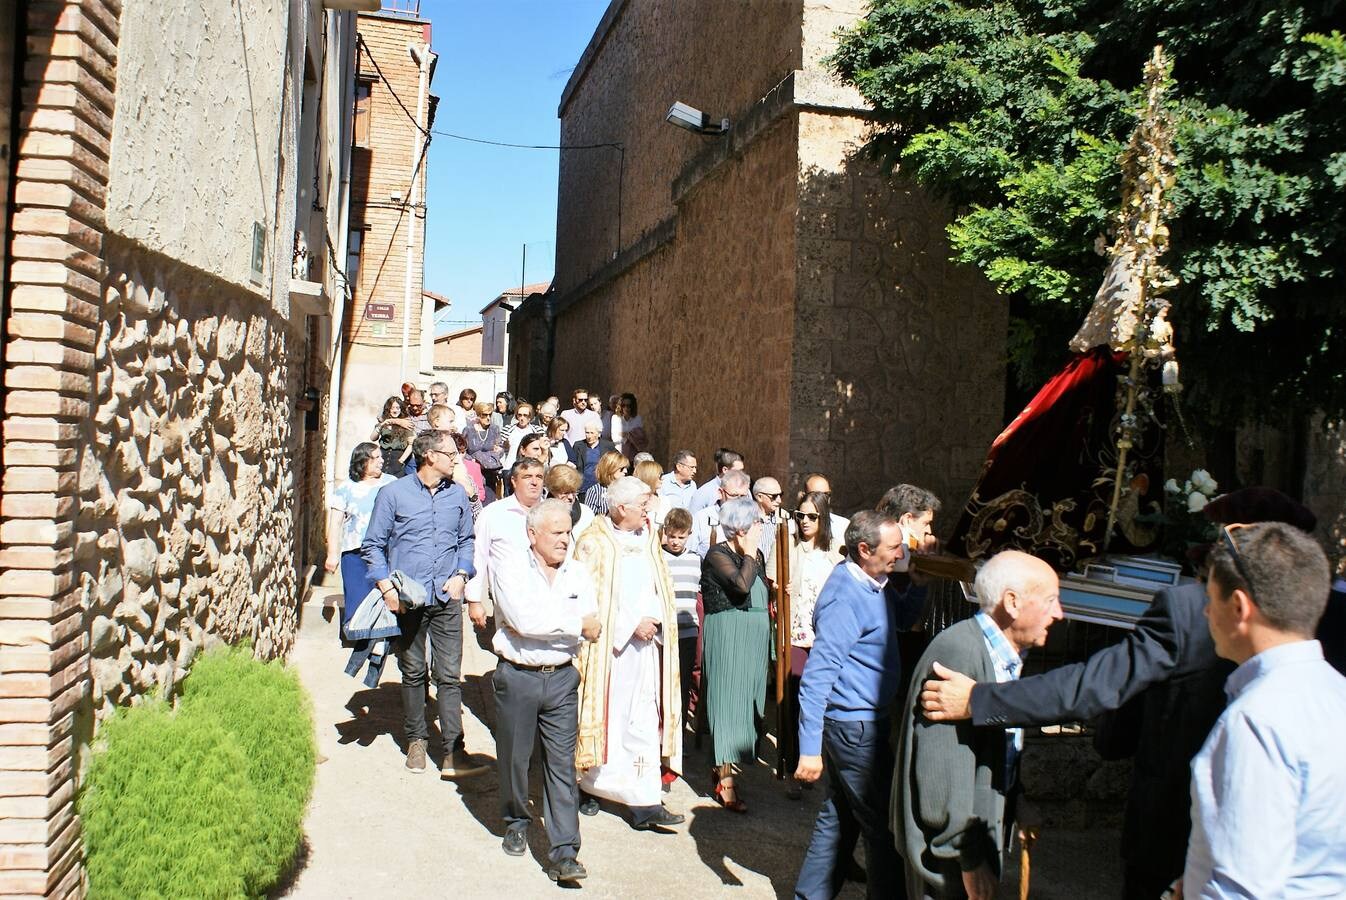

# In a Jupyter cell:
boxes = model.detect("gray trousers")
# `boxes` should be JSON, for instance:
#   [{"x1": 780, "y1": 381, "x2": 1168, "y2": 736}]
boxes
[
  {"x1": 395, "y1": 602, "x2": 464, "y2": 751},
  {"x1": 492, "y1": 659, "x2": 581, "y2": 862}
]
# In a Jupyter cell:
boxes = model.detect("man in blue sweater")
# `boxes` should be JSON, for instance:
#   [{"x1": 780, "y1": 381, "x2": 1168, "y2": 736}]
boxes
[{"x1": 794, "y1": 509, "x2": 917, "y2": 899}]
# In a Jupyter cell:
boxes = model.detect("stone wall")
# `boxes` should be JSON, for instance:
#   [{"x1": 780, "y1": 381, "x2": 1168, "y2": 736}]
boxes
[
  {"x1": 792, "y1": 111, "x2": 1007, "y2": 517},
  {"x1": 552, "y1": 114, "x2": 799, "y2": 479},
  {"x1": 549, "y1": 2, "x2": 1008, "y2": 518},
  {"x1": 1303, "y1": 415, "x2": 1346, "y2": 574},
  {"x1": 74, "y1": 241, "x2": 302, "y2": 720},
  {"x1": 555, "y1": 0, "x2": 804, "y2": 295}
]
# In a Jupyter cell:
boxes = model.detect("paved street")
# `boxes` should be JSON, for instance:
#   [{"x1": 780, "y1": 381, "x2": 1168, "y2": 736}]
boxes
[{"x1": 279, "y1": 584, "x2": 1120, "y2": 899}]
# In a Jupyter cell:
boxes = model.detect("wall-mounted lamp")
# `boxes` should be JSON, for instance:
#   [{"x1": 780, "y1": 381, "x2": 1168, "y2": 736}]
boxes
[{"x1": 665, "y1": 102, "x2": 729, "y2": 136}]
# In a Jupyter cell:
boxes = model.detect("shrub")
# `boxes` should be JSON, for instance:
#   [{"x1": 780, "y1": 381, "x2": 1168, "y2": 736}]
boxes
[
  {"x1": 79, "y1": 647, "x2": 317, "y2": 898},
  {"x1": 80, "y1": 702, "x2": 265, "y2": 899},
  {"x1": 181, "y1": 646, "x2": 316, "y2": 891}
]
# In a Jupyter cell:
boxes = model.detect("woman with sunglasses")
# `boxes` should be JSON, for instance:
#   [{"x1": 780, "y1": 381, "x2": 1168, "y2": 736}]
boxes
[{"x1": 766, "y1": 490, "x2": 844, "y2": 798}]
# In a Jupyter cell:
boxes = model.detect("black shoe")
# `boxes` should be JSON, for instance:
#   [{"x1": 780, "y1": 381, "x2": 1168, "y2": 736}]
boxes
[
  {"x1": 547, "y1": 858, "x2": 588, "y2": 883},
  {"x1": 579, "y1": 797, "x2": 599, "y2": 817},
  {"x1": 501, "y1": 829, "x2": 527, "y2": 857},
  {"x1": 632, "y1": 806, "x2": 685, "y2": 831}
]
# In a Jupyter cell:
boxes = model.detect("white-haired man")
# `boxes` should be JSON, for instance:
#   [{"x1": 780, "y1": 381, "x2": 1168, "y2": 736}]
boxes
[
  {"x1": 490, "y1": 498, "x2": 602, "y2": 883},
  {"x1": 572, "y1": 476, "x2": 683, "y2": 831},
  {"x1": 690, "y1": 469, "x2": 751, "y2": 559},
  {"x1": 893, "y1": 550, "x2": 1063, "y2": 900}
]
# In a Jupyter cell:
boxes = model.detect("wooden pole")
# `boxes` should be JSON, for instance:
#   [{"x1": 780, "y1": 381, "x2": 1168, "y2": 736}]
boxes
[
  {"x1": 774, "y1": 517, "x2": 791, "y2": 779},
  {"x1": 1019, "y1": 829, "x2": 1037, "y2": 900}
]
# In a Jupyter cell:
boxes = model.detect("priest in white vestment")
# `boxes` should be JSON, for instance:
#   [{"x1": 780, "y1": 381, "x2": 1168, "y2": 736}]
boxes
[{"x1": 572, "y1": 476, "x2": 684, "y2": 830}]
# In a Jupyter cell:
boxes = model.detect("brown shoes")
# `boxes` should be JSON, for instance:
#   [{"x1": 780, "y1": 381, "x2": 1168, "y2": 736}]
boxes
[
  {"x1": 440, "y1": 749, "x2": 490, "y2": 779},
  {"x1": 405, "y1": 739, "x2": 428, "y2": 773}
]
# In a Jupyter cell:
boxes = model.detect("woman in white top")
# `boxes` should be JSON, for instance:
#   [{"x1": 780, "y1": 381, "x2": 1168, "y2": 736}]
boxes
[
  {"x1": 614, "y1": 392, "x2": 648, "y2": 461},
  {"x1": 765, "y1": 490, "x2": 844, "y2": 798},
  {"x1": 499, "y1": 401, "x2": 539, "y2": 472},
  {"x1": 325, "y1": 442, "x2": 399, "y2": 632}
]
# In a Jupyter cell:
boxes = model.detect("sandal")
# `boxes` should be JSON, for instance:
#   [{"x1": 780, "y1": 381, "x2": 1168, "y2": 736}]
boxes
[{"x1": 713, "y1": 780, "x2": 748, "y2": 813}]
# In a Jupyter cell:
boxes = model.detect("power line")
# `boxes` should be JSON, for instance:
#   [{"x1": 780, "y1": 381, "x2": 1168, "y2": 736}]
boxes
[
  {"x1": 430, "y1": 129, "x2": 622, "y2": 152},
  {"x1": 356, "y1": 33, "x2": 428, "y2": 136}
]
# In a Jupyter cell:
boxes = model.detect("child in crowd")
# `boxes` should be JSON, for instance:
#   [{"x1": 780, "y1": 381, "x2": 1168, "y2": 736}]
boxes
[{"x1": 660, "y1": 508, "x2": 701, "y2": 724}]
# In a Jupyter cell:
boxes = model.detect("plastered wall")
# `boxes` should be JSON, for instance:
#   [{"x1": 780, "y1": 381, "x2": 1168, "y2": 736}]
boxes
[{"x1": 106, "y1": 0, "x2": 288, "y2": 297}]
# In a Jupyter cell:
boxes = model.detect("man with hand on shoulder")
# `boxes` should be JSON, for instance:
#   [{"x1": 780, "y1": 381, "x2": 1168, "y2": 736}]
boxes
[
  {"x1": 491, "y1": 498, "x2": 602, "y2": 884},
  {"x1": 894, "y1": 551, "x2": 1063, "y2": 900}
]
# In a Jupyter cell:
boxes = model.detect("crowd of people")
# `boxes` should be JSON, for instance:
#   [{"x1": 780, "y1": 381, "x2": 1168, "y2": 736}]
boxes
[{"x1": 326, "y1": 379, "x2": 1346, "y2": 897}]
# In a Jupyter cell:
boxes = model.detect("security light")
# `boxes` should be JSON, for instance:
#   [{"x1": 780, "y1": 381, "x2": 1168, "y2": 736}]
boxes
[{"x1": 665, "y1": 102, "x2": 729, "y2": 136}]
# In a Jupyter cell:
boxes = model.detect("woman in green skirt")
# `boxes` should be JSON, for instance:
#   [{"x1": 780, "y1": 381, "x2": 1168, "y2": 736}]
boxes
[{"x1": 699, "y1": 496, "x2": 771, "y2": 812}]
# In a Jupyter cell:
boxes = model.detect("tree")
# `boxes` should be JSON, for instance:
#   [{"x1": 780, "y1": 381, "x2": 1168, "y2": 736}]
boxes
[{"x1": 832, "y1": 1, "x2": 1345, "y2": 427}]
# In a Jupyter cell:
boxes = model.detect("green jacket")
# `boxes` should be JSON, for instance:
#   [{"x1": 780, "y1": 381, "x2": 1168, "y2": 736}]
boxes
[{"x1": 892, "y1": 616, "x2": 1014, "y2": 897}]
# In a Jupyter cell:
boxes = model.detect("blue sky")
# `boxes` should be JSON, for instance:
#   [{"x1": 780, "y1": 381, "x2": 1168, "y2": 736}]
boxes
[{"x1": 420, "y1": 0, "x2": 609, "y2": 330}]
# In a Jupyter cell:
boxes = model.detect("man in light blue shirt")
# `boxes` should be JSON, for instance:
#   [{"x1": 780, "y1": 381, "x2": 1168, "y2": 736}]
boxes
[
  {"x1": 1184, "y1": 521, "x2": 1346, "y2": 899},
  {"x1": 688, "y1": 447, "x2": 743, "y2": 515},
  {"x1": 658, "y1": 449, "x2": 698, "y2": 511}
]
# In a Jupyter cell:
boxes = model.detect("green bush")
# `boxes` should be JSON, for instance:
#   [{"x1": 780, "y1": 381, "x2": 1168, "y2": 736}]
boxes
[
  {"x1": 80, "y1": 702, "x2": 265, "y2": 899},
  {"x1": 79, "y1": 647, "x2": 316, "y2": 898},
  {"x1": 181, "y1": 646, "x2": 316, "y2": 890}
]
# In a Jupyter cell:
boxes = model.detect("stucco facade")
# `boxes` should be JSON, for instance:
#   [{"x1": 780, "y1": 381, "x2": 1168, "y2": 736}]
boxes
[
  {"x1": 528, "y1": 0, "x2": 1007, "y2": 516},
  {"x1": 0, "y1": 1, "x2": 359, "y2": 893}
]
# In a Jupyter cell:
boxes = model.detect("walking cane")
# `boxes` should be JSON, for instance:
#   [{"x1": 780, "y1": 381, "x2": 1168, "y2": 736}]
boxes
[{"x1": 1019, "y1": 827, "x2": 1038, "y2": 900}]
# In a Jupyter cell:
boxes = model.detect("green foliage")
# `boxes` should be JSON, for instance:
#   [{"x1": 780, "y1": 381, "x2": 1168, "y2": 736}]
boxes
[
  {"x1": 832, "y1": 2, "x2": 1346, "y2": 424},
  {"x1": 80, "y1": 703, "x2": 264, "y2": 900},
  {"x1": 181, "y1": 646, "x2": 316, "y2": 890},
  {"x1": 79, "y1": 648, "x2": 316, "y2": 899}
]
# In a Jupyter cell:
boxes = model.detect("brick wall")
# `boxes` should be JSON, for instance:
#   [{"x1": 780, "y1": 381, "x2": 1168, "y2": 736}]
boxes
[
  {"x1": 555, "y1": 0, "x2": 804, "y2": 296},
  {"x1": 1, "y1": 2, "x2": 121, "y2": 895},
  {"x1": 346, "y1": 13, "x2": 430, "y2": 351},
  {"x1": 434, "y1": 328, "x2": 483, "y2": 368}
]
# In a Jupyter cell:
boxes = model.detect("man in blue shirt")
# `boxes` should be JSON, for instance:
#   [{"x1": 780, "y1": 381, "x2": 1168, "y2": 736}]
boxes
[
  {"x1": 688, "y1": 448, "x2": 744, "y2": 516},
  {"x1": 1184, "y1": 521, "x2": 1346, "y2": 898},
  {"x1": 362, "y1": 429, "x2": 486, "y2": 779},
  {"x1": 793, "y1": 510, "x2": 916, "y2": 899}
]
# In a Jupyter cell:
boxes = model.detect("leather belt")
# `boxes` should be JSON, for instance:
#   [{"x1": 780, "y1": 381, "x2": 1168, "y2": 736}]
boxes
[{"x1": 499, "y1": 656, "x2": 569, "y2": 674}]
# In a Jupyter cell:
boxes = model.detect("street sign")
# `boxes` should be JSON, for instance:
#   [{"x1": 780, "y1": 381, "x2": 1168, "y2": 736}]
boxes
[{"x1": 365, "y1": 302, "x2": 395, "y2": 321}]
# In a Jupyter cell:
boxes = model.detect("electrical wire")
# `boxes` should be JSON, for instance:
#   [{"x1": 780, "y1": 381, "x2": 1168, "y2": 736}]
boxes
[{"x1": 361, "y1": 133, "x2": 432, "y2": 319}]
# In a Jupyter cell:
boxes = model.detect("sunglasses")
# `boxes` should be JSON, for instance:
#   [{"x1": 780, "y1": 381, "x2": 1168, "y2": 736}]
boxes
[
  {"x1": 794, "y1": 511, "x2": 820, "y2": 522},
  {"x1": 759, "y1": 492, "x2": 782, "y2": 500},
  {"x1": 1220, "y1": 525, "x2": 1254, "y2": 591}
]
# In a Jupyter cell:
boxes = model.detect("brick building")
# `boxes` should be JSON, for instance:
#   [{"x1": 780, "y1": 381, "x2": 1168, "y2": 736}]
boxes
[
  {"x1": 512, "y1": 0, "x2": 1009, "y2": 517},
  {"x1": 328, "y1": 3, "x2": 439, "y2": 488},
  {"x1": 0, "y1": 1, "x2": 364, "y2": 893}
]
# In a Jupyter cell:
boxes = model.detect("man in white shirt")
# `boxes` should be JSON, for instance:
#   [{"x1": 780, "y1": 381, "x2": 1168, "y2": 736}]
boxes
[
  {"x1": 560, "y1": 387, "x2": 600, "y2": 437},
  {"x1": 691, "y1": 469, "x2": 751, "y2": 558},
  {"x1": 467, "y1": 458, "x2": 545, "y2": 625},
  {"x1": 489, "y1": 497, "x2": 601, "y2": 883}
]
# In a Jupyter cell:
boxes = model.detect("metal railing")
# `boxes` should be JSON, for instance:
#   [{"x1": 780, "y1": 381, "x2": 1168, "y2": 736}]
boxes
[{"x1": 380, "y1": 0, "x2": 421, "y2": 16}]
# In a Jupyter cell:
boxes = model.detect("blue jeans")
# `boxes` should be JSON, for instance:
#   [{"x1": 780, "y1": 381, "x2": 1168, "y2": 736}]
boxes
[{"x1": 795, "y1": 718, "x2": 905, "y2": 900}]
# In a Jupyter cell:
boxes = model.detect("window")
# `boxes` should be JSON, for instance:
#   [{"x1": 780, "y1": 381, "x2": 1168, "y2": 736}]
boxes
[
  {"x1": 353, "y1": 79, "x2": 373, "y2": 148},
  {"x1": 346, "y1": 227, "x2": 365, "y2": 293}
]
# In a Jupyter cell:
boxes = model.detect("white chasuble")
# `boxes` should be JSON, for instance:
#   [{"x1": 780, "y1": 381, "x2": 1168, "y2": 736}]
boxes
[{"x1": 580, "y1": 528, "x2": 665, "y2": 807}]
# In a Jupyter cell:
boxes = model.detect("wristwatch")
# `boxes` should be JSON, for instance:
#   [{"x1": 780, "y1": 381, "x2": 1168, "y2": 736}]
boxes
[{"x1": 451, "y1": 569, "x2": 470, "y2": 581}]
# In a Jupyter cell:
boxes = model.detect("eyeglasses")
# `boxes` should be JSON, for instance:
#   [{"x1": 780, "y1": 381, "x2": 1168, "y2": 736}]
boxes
[
  {"x1": 759, "y1": 492, "x2": 782, "y2": 501},
  {"x1": 1220, "y1": 525, "x2": 1254, "y2": 591},
  {"x1": 677, "y1": 461, "x2": 698, "y2": 471},
  {"x1": 794, "y1": 511, "x2": 820, "y2": 522}
]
